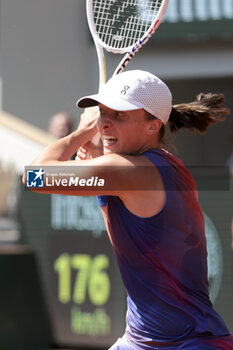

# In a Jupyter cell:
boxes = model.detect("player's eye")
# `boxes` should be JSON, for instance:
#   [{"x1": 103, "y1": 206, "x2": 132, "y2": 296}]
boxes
[{"x1": 115, "y1": 111, "x2": 124, "y2": 117}]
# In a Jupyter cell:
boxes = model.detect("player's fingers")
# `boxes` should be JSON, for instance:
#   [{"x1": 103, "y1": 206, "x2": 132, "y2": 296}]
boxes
[
  {"x1": 85, "y1": 141, "x2": 96, "y2": 152},
  {"x1": 75, "y1": 153, "x2": 87, "y2": 160},
  {"x1": 75, "y1": 154, "x2": 82, "y2": 161},
  {"x1": 78, "y1": 146, "x2": 88, "y2": 154},
  {"x1": 76, "y1": 150, "x2": 87, "y2": 160},
  {"x1": 80, "y1": 107, "x2": 99, "y2": 125},
  {"x1": 84, "y1": 140, "x2": 103, "y2": 158}
]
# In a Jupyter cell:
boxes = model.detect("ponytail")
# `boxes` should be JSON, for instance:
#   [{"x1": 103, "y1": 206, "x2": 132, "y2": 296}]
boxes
[{"x1": 169, "y1": 93, "x2": 230, "y2": 134}]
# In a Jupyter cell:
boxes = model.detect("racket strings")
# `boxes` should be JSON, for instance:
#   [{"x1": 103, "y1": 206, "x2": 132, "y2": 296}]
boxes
[{"x1": 93, "y1": 0, "x2": 163, "y2": 50}]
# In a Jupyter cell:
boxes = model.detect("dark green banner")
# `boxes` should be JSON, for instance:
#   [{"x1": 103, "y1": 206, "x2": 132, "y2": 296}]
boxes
[{"x1": 158, "y1": 0, "x2": 233, "y2": 39}]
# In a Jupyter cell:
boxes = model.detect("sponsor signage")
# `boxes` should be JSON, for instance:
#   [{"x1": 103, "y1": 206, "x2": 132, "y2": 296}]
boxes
[{"x1": 158, "y1": 0, "x2": 233, "y2": 39}]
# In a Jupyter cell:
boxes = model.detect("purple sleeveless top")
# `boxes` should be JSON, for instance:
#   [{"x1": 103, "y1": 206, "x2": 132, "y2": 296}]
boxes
[{"x1": 97, "y1": 149, "x2": 230, "y2": 346}]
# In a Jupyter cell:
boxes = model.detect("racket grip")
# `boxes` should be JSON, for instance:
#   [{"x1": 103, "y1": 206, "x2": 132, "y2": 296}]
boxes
[
  {"x1": 91, "y1": 132, "x2": 101, "y2": 145},
  {"x1": 82, "y1": 107, "x2": 100, "y2": 159},
  {"x1": 85, "y1": 132, "x2": 101, "y2": 160},
  {"x1": 90, "y1": 106, "x2": 100, "y2": 148}
]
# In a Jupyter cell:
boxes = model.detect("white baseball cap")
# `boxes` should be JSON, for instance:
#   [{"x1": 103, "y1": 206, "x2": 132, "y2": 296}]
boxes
[{"x1": 77, "y1": 70, "x2": 172, "y2": 124}]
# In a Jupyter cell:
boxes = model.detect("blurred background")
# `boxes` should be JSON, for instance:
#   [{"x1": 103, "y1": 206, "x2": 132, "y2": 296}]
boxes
[{"x1": 0, "y1": 1, "x2": 232, "y2": 349}]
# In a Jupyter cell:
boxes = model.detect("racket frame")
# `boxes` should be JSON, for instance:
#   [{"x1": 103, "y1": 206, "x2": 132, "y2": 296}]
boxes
[
  {"x1": 86, "y1": 0, "x2": 106, "y2": 91},
  {"x1": 86, "y1": 0, "x2": 169, "y2": 88}
]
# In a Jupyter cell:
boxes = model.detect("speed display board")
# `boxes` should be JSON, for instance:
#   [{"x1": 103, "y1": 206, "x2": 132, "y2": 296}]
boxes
[{"x1": 49, "y1": 233, "x2": 124, "y2": 347}]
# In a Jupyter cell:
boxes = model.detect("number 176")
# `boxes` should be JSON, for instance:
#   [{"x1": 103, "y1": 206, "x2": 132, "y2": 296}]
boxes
[{"x1": 54, "y1": 253, "x2": 110, "y2": 306}]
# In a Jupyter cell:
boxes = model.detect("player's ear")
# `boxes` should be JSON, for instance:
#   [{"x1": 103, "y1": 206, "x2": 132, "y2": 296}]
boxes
[{"x1": 145, "y1": 119, "x2": 162, "y2": 135}]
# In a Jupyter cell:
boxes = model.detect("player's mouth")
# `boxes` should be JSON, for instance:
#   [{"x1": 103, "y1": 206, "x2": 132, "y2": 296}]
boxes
[{"x1": 103, "y1": 135, "x2": 118, "y2": 147}]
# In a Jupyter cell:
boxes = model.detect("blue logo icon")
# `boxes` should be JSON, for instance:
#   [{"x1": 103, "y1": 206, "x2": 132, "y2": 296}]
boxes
[{"x1": 26, "y1": 168, "x2": 45, "y2": 188}]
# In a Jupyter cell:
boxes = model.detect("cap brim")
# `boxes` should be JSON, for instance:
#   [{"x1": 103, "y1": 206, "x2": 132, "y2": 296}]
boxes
[{"x1": 77, "y1": 92, "x2": 142, "y2": 111}]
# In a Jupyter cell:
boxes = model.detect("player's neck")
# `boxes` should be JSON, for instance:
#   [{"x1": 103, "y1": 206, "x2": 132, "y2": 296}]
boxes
[
  {"x1": 146, "y1": 138, "x2": 161, "y2": 151},
  {"x1": 135, "y1": 140, "x2": 161, "y2": 155}
]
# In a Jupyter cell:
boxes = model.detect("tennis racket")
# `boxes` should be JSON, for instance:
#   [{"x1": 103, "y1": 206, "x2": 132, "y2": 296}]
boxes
[
  {"x1": 85, "y1": 0, "x2": 169, "y2": 149},
  {"x1": 86, "y1": 0, "x2": 170, "y2": 91}
]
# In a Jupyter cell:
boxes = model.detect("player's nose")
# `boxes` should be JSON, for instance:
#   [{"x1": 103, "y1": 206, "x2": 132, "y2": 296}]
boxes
[{"x1": 97, "y1": 115, "x2": 113, "y2": 130}]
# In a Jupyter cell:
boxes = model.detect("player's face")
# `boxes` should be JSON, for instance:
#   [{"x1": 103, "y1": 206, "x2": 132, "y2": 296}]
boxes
[{"x1": 97, "y1": 104, "x2": 151, "y2": 155}]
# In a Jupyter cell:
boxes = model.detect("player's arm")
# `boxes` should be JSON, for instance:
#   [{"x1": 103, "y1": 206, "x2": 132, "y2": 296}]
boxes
[{"x1": 23, "y1": 149, "x2": 160, "y2": 196}]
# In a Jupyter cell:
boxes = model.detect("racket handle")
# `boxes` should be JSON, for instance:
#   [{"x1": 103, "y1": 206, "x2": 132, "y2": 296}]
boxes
[
  {"x1": 91, "y1": 132, "x2": 101, "y2": 145},
  {"x1": 87, "y1": 105, "x2": 100, "y2": 159},
  {"x1": 85, "y1": 105, "x2": 100, "y2": 146},
  {"x1": 91, "y1": 105, "x2": 100, "y2": 146},
  {"x1": 85, "y1": 132, "x2": 101, "y2": 160}
]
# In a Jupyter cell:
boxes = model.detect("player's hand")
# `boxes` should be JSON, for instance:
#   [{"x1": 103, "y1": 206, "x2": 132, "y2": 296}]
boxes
[
  {"x1": 77, "y1": 107, "x2": 99, "y2": 137},
  {"x1": 75, "y1": 139, "x2": 103, "y2": 160}
]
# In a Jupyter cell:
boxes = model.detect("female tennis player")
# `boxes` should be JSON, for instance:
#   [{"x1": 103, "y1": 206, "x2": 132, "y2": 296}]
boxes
[{"x1": 24, "y1": 70, "x2": 233, "y2": 349}]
